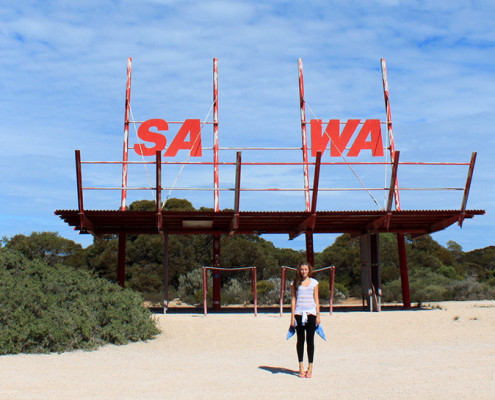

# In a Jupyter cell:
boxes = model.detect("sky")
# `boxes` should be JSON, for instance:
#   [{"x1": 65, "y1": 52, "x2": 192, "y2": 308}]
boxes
[{"x1": 1, "y1": 0, "x2": 494, "y2": 254}]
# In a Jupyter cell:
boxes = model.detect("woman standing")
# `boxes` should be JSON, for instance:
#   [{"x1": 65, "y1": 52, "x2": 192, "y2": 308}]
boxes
[{"x1": 290, "y1": 261, "x2": 320, "y2": 378}]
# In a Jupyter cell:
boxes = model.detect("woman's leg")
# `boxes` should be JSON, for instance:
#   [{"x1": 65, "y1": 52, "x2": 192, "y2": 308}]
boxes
[
  {"x1": 294, "y1": 315, "x2": 305, "y2": 375},
  {"x1": 305, "y1": 315, "x2": 317, "y2": 376}
]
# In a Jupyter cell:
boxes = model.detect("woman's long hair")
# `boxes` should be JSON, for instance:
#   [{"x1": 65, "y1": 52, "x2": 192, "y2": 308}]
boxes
[{"x1": 293, "y1": 261, "x2": 313, "y2": 290}]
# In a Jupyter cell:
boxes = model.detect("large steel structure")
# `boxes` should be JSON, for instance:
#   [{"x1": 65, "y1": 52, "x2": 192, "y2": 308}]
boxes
[{"x1": 56, "y1": 58, "x2": 484, "y2": 312}]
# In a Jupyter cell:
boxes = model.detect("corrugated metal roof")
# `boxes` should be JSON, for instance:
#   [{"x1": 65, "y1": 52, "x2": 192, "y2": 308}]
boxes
[{"x1": 54, "y1": 209, "x2": 485, "y2": 238}]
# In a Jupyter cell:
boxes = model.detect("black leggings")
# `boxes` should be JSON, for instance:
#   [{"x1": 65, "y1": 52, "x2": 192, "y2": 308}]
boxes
[{"x1": 295, "y1": 314, "x2": 316, "y2": 363}]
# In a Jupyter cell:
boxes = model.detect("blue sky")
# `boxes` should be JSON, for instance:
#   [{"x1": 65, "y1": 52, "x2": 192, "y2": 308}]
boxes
[{"x1": 1, "y1": 0, "x2": 493, "y2": 253}]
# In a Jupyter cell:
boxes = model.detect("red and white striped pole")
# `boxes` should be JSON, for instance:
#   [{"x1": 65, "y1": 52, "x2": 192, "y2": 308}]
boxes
[
  {"x1": 380, "y1": 59, "x2": 401, "y2": 210},
  {"x1": 213, "y1": 58, "x2": 220, "y2": 212},
  {"x1": 121, "y1": 57, "x2": 132, "y2": 211},
  {"x1": 298, "y1": 58, "x2": 311, "y2": 211}
]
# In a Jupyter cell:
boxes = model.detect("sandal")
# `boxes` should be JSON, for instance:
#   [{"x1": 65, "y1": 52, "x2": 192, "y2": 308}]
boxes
[
  {"x1": 305, "y1": 371, "x2": 312, "y2": 378},
  {"x1": 298, "y1": 371, "x2": 306, "y2": 378}
]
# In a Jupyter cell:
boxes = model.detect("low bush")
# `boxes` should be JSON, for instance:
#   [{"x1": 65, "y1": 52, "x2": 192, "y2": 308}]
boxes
[
  {"x1": 382, "y1": 269, "x2": 495, "y2": 303},
  {"x1": 0, "y1": 249, "x2": 159, "y2": 355},
  {"x1": 257, "y1": 279, "x2": 280, "y2": 305},
  {"x1": 222, "y1": 278, "x2": 251, "y2": 305},
  {"x1": 177, "y1": 267, "x2": 212, "y2": 305}
]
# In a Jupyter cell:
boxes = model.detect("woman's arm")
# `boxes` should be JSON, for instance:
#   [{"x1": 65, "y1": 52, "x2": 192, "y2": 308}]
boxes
[
  {"x1": 290, "y1": 284, "x2": 296, "y2": 327},
  {"x1": 314, "y1": 283, "x2": 321, "y2": 326}
]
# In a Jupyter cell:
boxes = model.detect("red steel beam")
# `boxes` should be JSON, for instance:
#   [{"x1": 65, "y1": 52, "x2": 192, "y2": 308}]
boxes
[
  {"x1": 163, "y1": 233, "x2": 169, "y2": 312},
  {"x1": 387, "y1": 151, "x2": 400, "y2": 212},
  {"x1": 381, "y1": 59, "x2": 401, "y2": 210},
  {"x1": 75, "y1": 150, "x2": 97, "y2": 236},
  {"x1": 213, "y1": 58, "x2": 220, "y2": 212},
  {"x1": 306, "y1": 232, "x2": 315, "y2": 267},
  {"x1": 117, "y1": 233, "x2": 126, "y2": 288},
  {"x1": 156, "y1": 150, "x2": 163, "y2": 233},
  {"x1": 212, "y1": 234, "x2": 221, "y2": 310},
  {"x1": 121, "y1": 57, "x2": 132, "y2": 211},
  {"x1": 311, "y1": 152, "x2": 322, "y2": 213},
  {"x1": 289, "y1": 152, "x2": 322, "y2": 240},
  {"x1": 397, "y1": 233, "x2": 411, "y2": 309},
  {"x1": 75, "y1": 150, "x2": 84, "y2": 215},
  {"x1": 366, "y1": 214, "x2": 391, "y2": 231},
  {"x1": 203, "y1": 267, "x2": 208, "y2": 316},
  {"x1": 459, "y1": 152, "x2": 477, "y2": 227},
  {"x1": 298, "y1": 58, "x2": 311, "y2": 211},
  {"x1": 229, "y1": 151, "x2": 242, "y2": 234},
  {"x1": 329, "y1": 266, "x2": 335, "y2": 315},
  {"x1": 252, "y1": 267, "x2": 258, "y2": 317},
  {"x1": 279, "y1": 267, "x2": 287, "y2": 316}
]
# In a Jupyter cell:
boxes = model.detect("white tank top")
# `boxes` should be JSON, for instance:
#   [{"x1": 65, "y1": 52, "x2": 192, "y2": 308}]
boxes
[{"x1": 294, "y1": 278, "x2": 318, "y2": 324}]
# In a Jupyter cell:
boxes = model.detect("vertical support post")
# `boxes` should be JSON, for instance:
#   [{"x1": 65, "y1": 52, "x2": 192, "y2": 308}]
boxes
[
  {"x1": 234, "y1": 151, "x2": 242, "y2": 214},
  {"x1": 121, "y1": 57, "x2": 132, "y2": 211},
  {"x1": 459, "y1": 152, "x2": 477, "y2": 227},
  {"x1": 387, "y1": 151, "x2": 400, "y2": 212},
  {"x1": 213, "y1": 58, "x2": 220, "y2": 212},
  {"x1": 381, "y1": 59, "x2": 401, "y2": 210},
  {"x1": 229, "y1": 151, "x2": 242, "y2": 234},
  {"x1": 311, "y1": 152, "x2": 322, "y2": 213},
  {"x1": 360, "y1": 233, "x2": 372, "y2": 311},
  {"x1": 117, "y1": 233, "x2": 126, "y2": 288},
  {"x1": 298, "y1": 58, "x2": 311, "y2": 211},
  {"x1": 163, "y1": 232, "x2": 169, "y2": 312},
  {"x1": 75, "y1": 150, "x2": 84, "y2": 213},
  {"x1": 75, "y1": 150, "x2": 86, "y2": 231},
  {"x1": 397, "y1": 233, "x2": 411, "y2": 309},
  {"x1": 280, "y1": 267, "x2": 287, "y2": 317},
  {"x1": 305, "y1": 232, "x2": 315, "y2": 267},
  {"x1": 212, "y1": 234, "x2": 221, "y2": 310},
  {"x1": 253, "y1": 267, "x2": 258, "y2": 317},
  {"x1": 370, "y1": 233, "x2": 381, "y2": 312},
  {"x1": 156, "y1": 150, "x2": 163, "y2": 232},
  {"x1": 329, "y1": 267, "x2": 335, "y2": 315},
  {"x1": 203, "y1": 267, "x2": 208, "y2": 316}
]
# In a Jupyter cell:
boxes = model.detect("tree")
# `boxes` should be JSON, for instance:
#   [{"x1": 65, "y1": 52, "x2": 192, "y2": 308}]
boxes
[
  {"x1": 3, "y1": 232, "x2": 84, "y2": 268},
  {"x1": 315, "y1": 234, "x2": 360, "y2": 292}
]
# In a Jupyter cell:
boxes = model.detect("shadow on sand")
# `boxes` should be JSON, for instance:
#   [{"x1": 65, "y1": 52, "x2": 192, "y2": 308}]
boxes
[{"x1": 258, "y1": 366, "x2": 299, "y2": 377}]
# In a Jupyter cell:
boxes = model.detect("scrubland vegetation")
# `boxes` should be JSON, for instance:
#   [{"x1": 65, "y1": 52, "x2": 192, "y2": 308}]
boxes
[
  {"x1": 0, "y1": 248, "x2": 159, "y2": 355},
  {"x1": 1, "y1": 198, "x2": 493, "y2": 353}
]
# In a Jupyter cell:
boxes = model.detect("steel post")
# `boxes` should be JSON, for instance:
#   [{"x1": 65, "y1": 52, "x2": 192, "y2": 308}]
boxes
[
  {"x1": 163, "y1": 232, "x2": 169, "y2": 312},
  {"x1": 459, "y1": 152, "x2": 477, "y2": 227},
  {"x1": 360, "y1": 233, "x2": 372, "y2": 311},
  {"x1": 117, "y1": 233, "x2": 126, "y2": 288},
  {"x1": 213, "y1": 58, "x2": 220, "y2": 212},
  {"x1": 280, "y1": 267, "x2": 287, "y2": 317},
  {"x1": 121, "y1": 57, "x2": 132, "y2": 211},
  {"x1": 298, "y1": 58, "x2": 311, "y2": 211},
  {"x1": 381, "y1": 59, "x2": 401, "y2": 210},
  {"x1": 329, "y1": 267, "x2": 335, "y2": 315},
  {"x1": 212, "y1": 234, "x2": 221, "y2": 310},
  {"x1": 397, "y1": 233, "x2": 411, "y2": 309},
  {"x1": 305, "y1": 232, "x2": 315, "y2": 267},
  {"x1": 370, "y1": 233, "x2": 381, "y2": 312},
  {"x1": 203, "y1": 267, "x2": 208, "y2": 316},
  {"x1": 253, "y1": 267, "x2": 258, "y2": 317}
]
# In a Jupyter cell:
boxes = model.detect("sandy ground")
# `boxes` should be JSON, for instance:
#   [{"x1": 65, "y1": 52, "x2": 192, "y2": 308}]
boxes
[{"x1": 1, "y1": 301, "x2": 494, "y2": 400}]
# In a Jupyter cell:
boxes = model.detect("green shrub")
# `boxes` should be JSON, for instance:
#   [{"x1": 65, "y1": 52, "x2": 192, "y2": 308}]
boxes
[
  {"x1": 0, "y1": 249, "x2": 159, "y2": 354},
  {"x1": 222, "y1": 279, "x2": 251, "y2": 305},
  {"x1": 177, "y1": 267, "x2": 212, "y2": 305},
  {"x1": 257, "y1": 280, "x2": 275, "y2": 296},
  {"x1": 382, "y1": 279, "x2": 403, "y2": 302},
  {"x1": 318, "y1": 280, "x2": 330, "y2": 300},
  {"x1": 256, "y1": 278, "x2": 280, "y2": 305},
  {"x1": 438, "y1": 265, "x2": 462, "y2": 280}
]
